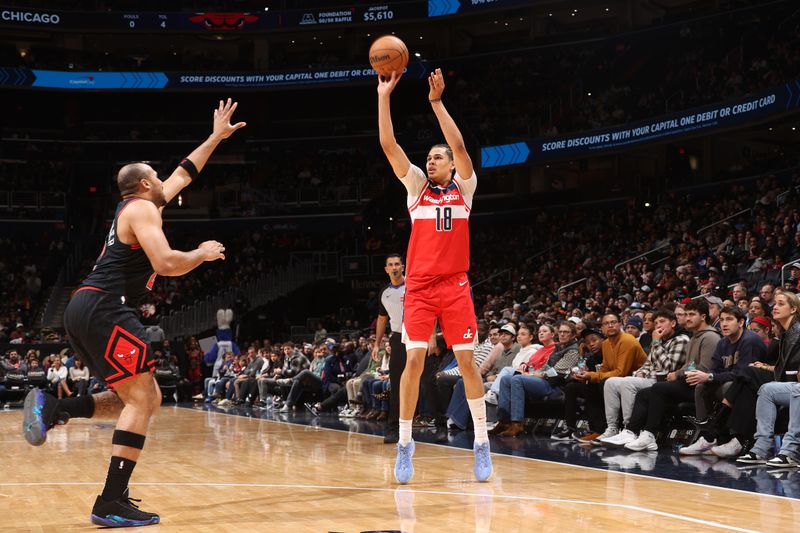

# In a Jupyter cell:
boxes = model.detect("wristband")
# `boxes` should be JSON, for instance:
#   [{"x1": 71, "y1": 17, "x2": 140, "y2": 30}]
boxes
[
  {"x1": 429, "y1": 98, "x2": 442, "y2": 103},
  {"x1": 179, "y1": 158, "x2": 199, "y2": 180}
]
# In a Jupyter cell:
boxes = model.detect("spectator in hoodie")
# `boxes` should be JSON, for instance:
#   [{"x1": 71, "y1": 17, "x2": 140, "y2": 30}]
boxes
[
  {"x1": 678, "y1": 305, "x2": 768, "y2": 457},
  {"x1": 613, "y1": 299, "x2": 722, "y2": 451}
]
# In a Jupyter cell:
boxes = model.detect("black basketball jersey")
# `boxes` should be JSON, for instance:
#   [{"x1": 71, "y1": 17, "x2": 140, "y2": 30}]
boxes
[{"x1": 81, "y1": 198, "x2": 157, "y2": 307}]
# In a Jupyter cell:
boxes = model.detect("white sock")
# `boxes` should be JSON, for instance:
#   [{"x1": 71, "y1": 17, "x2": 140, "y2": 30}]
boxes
[
  {"x1": 467, "y1": 397, "x2": 489, "y2": 444},
  {"x1": 399, "y1": 418, "x2": 413, "y2": 446}
]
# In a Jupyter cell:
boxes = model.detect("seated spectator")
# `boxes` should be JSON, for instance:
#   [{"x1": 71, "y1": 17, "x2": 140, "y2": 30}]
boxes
[
  {"x1": 279, "y1": 344, "x2": 328, "y2": 412},
  {"x1": 69, "y1": 358, "x2": 90, "y2": 397},
  {"x1": 749, "y1": 298, "x2": 768, "y2": 322},
  {"x1": 47, "y1": 357, "x2": 70, "y2": 399},
  {"x1": 254, "y1": 350, "x2": 282, "y2": 406},
  {"x1": 624, "y1": 316, "x2": 643, "y2": 343},
  {"x1": 154, "y1": 354, "x2": 182, "y2": 402},
  {"x1": 737, "y1": 291, "x2": 800, "y2": 465},
  {"x1": 639, "y1": 311, "x2": 655, "y2": 353},
  {"x1": 599, "y1": 309, "x2": 689, "y2": 446},
  {"x1": 748, "y1": 316, "x2": 774, "y2": 346},
  {"x1": 740, "y1": 378, "x2": 800, "y2": 467},
  {"x1": 679, "y1": 306, "x2": 769, "y2": 456},
  {"x1": 564, "y1": 312, "x2": 647, "y2": 443},
  {"x1": 615, "y1": 299, "x2": 722, "y2": 451},
  {"x1": 550, "y1": 324, "x2": 606, "y2": 440},
  {"x1": 313, "y1": 342, "x2": 358, "y2": 413},
  {"x1": 212, "y1": 355, "x2": 245, "y2": 403},
  {"x1": 204, "y1": 352, "x2": 234, "y2": 401},
  {"x1": 484, "y1": 324, "x2": 548, "y2": 405},
  {"x1": 26, "y1": 357, "x2": 47, "y2": 390},
  {"x1": 344, "y1": 341, "x2": 387, "y2": 417},
  {"x1": 490, "y1": 320, "x2": 580, "y2": 437},
  {"x1": 232, "y1": 347, "x2": 265, "y2": 405},
  {"x1": 478, "y1": 324, "x2": 521, "y2": 386},
  {"x1": 357, "y1": 351, "x2": 393, "y2": 420}
]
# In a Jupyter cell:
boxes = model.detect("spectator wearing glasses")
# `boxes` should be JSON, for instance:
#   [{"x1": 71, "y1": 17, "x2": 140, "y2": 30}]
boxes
[
  {"x1": 551, "y1": 323, "x2": 605, "y2": 441},
  {"x1": 598, "y1": 309, "x2": 689, "y2": 447},
  {"x1": 578, "y1": 313, "x2": 647, "y2": 444},
  {"x1": 760, "y1": 283, "x2": 776, "y2": 311},
  {"x1": 489, "y1": 321, "x2": 580, "y2": 437}
]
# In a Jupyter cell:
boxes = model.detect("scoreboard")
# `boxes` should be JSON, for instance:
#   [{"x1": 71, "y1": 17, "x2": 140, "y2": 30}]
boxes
[{"x1": 0, "y1": 1, "x2": 534, "y2": 32}]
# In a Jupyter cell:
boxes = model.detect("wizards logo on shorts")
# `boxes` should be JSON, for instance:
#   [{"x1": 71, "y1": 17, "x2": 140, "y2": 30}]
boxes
[{"x1": 103, "y1": 326, "x2": 149, "y2": 384}]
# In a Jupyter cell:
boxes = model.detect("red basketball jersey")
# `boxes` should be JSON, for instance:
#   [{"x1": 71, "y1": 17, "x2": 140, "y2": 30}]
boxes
[{"x1": 401, "y1": 164, "x2": 476, "y2": 286}]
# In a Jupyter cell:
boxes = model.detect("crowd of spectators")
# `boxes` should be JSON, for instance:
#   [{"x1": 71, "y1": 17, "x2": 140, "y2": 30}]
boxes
[
  {"x1": 455, "y1": 0, "x2": 800, "y2": 142},
  {"x1": 0, "y1": 229, "x2": 66, "y2": 344},
  {"x1": 0, "y1": 346, "x2": 108, "y2": 406}
]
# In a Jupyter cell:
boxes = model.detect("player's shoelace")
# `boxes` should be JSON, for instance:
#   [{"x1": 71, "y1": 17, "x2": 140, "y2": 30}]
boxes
[
  {"x1": 475, "y1": 443, "x2": 491, "y2": 469},
  {"x1": 397, "y1": 445, "x2": 412, "y2": 469}
]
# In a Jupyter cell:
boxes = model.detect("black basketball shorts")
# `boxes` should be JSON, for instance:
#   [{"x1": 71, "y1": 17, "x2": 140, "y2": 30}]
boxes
[{"x1": 64, "y1": 287, "x2": 156, "y2": 389}]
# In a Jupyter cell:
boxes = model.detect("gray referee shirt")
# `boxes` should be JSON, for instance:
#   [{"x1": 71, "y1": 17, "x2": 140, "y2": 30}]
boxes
[{"x1": 378, "y1": 282, "x2": 405, "y2": 334}]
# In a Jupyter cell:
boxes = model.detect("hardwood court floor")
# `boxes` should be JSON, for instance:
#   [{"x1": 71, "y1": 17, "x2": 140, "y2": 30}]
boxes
[{"x1": 0, "y1": 406, "x2": 798, "y2": 532}]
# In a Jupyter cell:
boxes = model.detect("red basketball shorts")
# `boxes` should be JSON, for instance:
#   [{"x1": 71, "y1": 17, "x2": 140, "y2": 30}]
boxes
[{"x1": 402, "y1": 272, "x2": 478, "y2": 352}]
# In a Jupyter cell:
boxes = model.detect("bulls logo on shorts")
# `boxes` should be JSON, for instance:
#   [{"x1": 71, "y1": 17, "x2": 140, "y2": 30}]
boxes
[{"x1": 103, "y1": 325, "x2": 149, "y2": 385}]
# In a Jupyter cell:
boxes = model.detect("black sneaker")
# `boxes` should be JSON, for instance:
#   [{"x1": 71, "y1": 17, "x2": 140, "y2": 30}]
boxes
[
  {"x1": 90, "y1": 491, "x2": 160, "y2": 527},
  {"x1": 551, "y1": 427, "x2": 575, "y2": 441},
  {"x1": 765, "y1": 454, "x2": 800, "y2": 468},
  {"x1": 384, "y1": 430, "x2": 399, "y2": 444},
  {"x1": 736, "y1": 451, "x2": 767, "y2": 465},
  {"x1": 23, "y1": 389, "x2": 67, "y2": 446}
]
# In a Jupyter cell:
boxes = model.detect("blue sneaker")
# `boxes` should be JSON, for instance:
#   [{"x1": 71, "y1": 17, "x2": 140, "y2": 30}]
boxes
[
  {"x1": 473, "y1": 441, "x2": 493, "y2": 482},
  {"x1": 394, "y1": 440, "x2": 415, "y2": 484},
  {"x1": 23, "y1": 389, "x2": 63, "y2": 446}
]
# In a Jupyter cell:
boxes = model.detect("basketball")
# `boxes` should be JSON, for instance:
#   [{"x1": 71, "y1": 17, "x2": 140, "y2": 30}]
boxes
[{"x1": 369, "y1": 35, "x2": 409, "y2": 78}]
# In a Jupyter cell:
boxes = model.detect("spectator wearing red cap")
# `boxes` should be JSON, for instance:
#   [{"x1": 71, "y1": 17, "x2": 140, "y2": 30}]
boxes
[{"x1": 748, "y1": 316, "x2": 775, "y2": 346}]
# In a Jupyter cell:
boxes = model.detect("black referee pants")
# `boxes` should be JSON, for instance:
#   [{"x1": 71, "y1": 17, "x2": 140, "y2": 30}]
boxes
[{"x1": 387, "y1": 332, "x2": 407, "y2": 427}]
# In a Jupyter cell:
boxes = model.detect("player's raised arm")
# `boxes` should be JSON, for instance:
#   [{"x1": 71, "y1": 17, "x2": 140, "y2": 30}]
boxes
[
  {"x1": 161, "y1": 98, "x2": 247, "y2": 204},
  {"x1": 377, "y1": 72, "x2": 412, "y2": 178},
  {"x1": 427, "y1": 68, "x2": 473, "y2": 180},
  {"x1": 126, "y1": 200, "x2": 225, "y2": 277}
]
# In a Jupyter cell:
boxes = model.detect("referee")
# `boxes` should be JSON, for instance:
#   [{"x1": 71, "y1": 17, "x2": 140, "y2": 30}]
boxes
[{"x1": 374, "y1": 253, "x2": 407, "y2": 444}]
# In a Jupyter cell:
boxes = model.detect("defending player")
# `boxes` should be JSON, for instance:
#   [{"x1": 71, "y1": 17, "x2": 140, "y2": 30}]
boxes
[
  {"x1": 377, "y1": 68, "x2": 492, "y2": 483},
  {"x1": 22, "y1": 98, "x2": 245, "y2": 527}
]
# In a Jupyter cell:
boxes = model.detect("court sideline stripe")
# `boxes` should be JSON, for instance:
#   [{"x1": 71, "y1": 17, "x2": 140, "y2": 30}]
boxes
[{"x1": 173, "y1": 405, "x2": 797, "y2": 503}]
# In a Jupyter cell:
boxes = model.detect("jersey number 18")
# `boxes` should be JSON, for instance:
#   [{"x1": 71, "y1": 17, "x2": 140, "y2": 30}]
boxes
[{"x1": 435, "y1": 206, "x2": 452, "y2": 232}]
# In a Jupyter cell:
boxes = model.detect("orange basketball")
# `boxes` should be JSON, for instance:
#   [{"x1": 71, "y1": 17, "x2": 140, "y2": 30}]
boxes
[{"x1": 369, "y1": 35, "x2": 409, "y2": 78}]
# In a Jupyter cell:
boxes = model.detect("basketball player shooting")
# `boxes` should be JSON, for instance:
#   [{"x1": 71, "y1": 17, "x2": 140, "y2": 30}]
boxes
[
  {"x1": 22, "y1": 98, "x2": 245, "y2": 527},
  {"x1": 377, "y1": 68, "x2": 492, "y2": 483}
]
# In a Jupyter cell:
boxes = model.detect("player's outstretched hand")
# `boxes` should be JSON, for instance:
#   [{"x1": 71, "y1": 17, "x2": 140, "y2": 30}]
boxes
[
  {"x1": 199, "y1": 240, "x2": 226, "y2": 262},
  {"x1": 212, "y1": 98, "x2": 247, "y2": 140},
  {"x1": 428, "y1": 68, "x2": 445, "y2": 101},
  {"x1": 377, "y1": 70, "x2": 401, "y2": 98}
]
